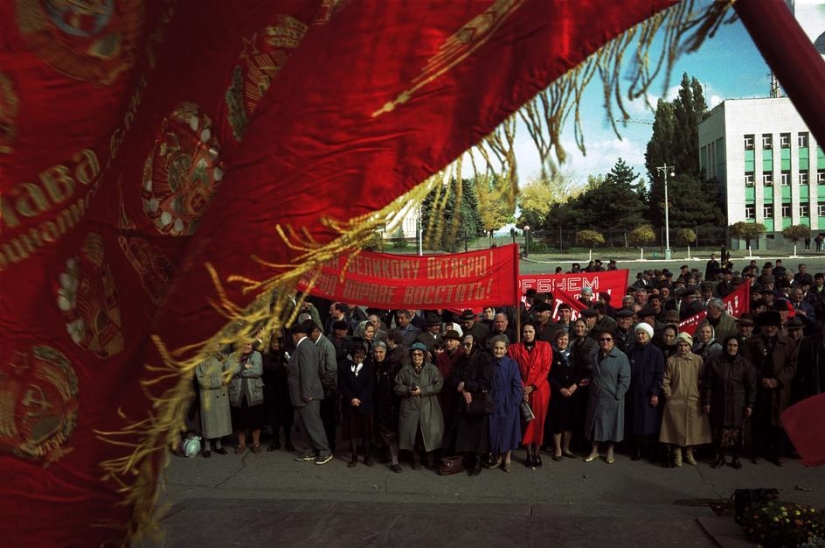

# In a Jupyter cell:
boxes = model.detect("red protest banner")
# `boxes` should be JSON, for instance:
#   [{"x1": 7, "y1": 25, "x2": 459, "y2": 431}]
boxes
[
  {"x1": 519, "y1": 270, "x2": 629, "y2": 301},
  {"x1": 679, "y1": 283, "x2": 750, "y2": 332},
  {"x1": 551, "y1": 289, "x2": 588, "y2": 321},
  {"x1": 298, "y1": 244, "x2": 520, "y2": 309}
]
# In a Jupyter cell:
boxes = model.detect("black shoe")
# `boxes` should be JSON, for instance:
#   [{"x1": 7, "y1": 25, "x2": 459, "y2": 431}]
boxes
[
  {"x1": 769, "y1": 456, "x2": 783, "y2": 467},
  {"x1": 729, "y1": 458, "x2": 742, "y2": 470},
  {"x1": 202, "y1": 450, "x2": 211, "y2": 458},
  {"x1": 631, "y1": 453, "x2": 642, "y2": 462},
  {"x1": 524, "y1": 455, "x2": 534, "y2": 467},
  {"x1": 534, "y1": 455, "x2": 542, "y2": 467},
  {"x1": 213, "y1": 447, "x2": 228, "y2": 455},
  {"x1": 266, "y1": 443, "x2": 279, "y2": 453},
  {"x1": 390, "y1": 463, "x2": 403, "y2": 473},
  {"x1": 285, "y1": 442, "x2": 296, "y2": 452},
  {"x1": 711, "y1": 457, "x2": 726, "y2": 469},
  {"x1": 553, "y1": 454, "x2": 563, "y2": 462}
]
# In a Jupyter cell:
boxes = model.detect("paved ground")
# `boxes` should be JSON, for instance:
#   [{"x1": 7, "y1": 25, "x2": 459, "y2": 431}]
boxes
[{"x1": 140, "y1": 444, "x2": 823, "y2": 548}]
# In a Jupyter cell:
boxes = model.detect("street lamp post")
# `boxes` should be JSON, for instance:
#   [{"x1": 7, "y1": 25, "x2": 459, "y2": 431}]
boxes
[
  {"x1": 656, "y1": 164, "x2": 675, "y2": 260},
  {"x1": 524, "y1": 225, "x2": 530, "y2": 257}
]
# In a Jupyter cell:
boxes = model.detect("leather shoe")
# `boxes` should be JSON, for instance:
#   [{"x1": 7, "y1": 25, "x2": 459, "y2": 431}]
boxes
[
  {"x1": 729, "y1": 458, "x2": 742, "y2": 470},
  {"x1": 534, "y1": 455, "x2": 542, "y2": 467},
  {"x1": 605, "y1": 455, "x2": 615, "y2": 464},
  {"x1": 524, "y1": 455, "x2": 534, "y2": 467},
  {"x1": 285, "y1": 442, "x2": 296, "y2": 452},
  {"x1": 584, "y1": 454, "x2": 599, "y2": 462},
  {"x1": 390, "y1": 463, "x2": 403, "y2": 473},
  {"x1": 202, "y1": 450, "x2": 211, "y2": 458},
  {"x1": 267, "y1": 443, "x2": 279, "y2": 452},
  {"x1": 711, "y1": 457, "x2": 726, "y2": 469},
  {"x1": 553, "y1": 454, "x2": 563, "y2": 462},
  {"x1": 562, "y1": 450, "x2": 578, "y2": 459},
  {"x1": 214, "y1": 447, "x2": 228, "y2": 455},
  {"x1": 631, "y1": 453, "x2": 642, "y2": 462},
  {"x1": 502, "y1": 461, "x2": 511, "y2": 473}
]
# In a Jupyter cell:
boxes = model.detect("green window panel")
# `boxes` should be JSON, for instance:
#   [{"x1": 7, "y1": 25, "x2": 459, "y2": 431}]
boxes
[
  {"x1": 801, "y1": 217, "x2": 811, "y2": 226},
  {"x1": 781, "y1": 186, "x2": 791, "y2": 199},
  {"x1": 764, "y1": 193, "x2": 774, "y2": 204},
  {"x1": 802, "y1": 157, "x2": 810, "y2": 170},
  {"x1": 782, "y1": 217, "x2": 792, "y2": 229},
  {"x1": 818, "y1": 146, "x2": 825, "y2": 169},
  {"x1": 763, "y1": 148, "x2": 773, "y2": 161},
  {"x1": 745, "y1": 187, "x2": 755, "y2": 200},
  {"x1": 819, "y1": 216, "x2": 825, "y2": 229},
  {"x1": 764, "y1": 219, "x2": 775, "y2": 231},
  {"x1": 800, "y1": 185, "x2": 809, "y2": 200},
  {"x1": 745, "y1": 149, "x2": 755, "y2": 172},
  {"x1": 819, "y1": 185, "x2": 825, "y2": 198}
]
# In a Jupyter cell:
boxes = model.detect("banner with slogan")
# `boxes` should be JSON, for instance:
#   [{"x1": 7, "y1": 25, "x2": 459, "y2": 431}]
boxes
[
  {"x1": 679, "y1": 283, "x2": 751, "y2": 332},
  {"x1": 519, "y1": 270, "x2": 629, "y2": 302},
  {"x1": 298, "y1": 244, "x2": 520, "y2": 310}
]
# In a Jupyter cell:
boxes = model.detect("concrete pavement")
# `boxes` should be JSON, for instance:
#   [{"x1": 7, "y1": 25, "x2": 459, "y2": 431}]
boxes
[{"x1": 140, "y1": 446, "x2": 823, "y2": 547}]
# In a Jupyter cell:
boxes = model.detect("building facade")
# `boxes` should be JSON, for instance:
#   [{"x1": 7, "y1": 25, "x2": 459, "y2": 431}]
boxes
[{"x1": 699, "y1": 97, "x2": 825, "y2": 249}]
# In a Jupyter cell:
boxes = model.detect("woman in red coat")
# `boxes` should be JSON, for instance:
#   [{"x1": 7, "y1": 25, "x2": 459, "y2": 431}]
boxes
[{"x1": 509, "y1": 322, "x2": 552, "y2": 468}]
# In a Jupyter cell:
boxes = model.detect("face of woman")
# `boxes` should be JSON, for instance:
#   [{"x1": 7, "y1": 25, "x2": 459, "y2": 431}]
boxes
[
  {"x1": 242, "y1": 342, "x2": 253, "y2": 353},
  {"x1": 364, "y1": 325, "x2": 375, "y2": 341},
  {"x1": 411, "y1": 350, "x2": 424, "y2": 367},
  {"x1": 699, "y1": 326, "x2": 712, "y2": 343},
  {"x1": 725, "y1": 339, "x2": 739, "y2": 357},
  {"x1": 353, "y1": 350, "x2": 366, "y2": 364},
  {"x1": 492, "y1": 341, "x2": 507, "y2": 359},
  {"x1": 522, "y1": 325, "x2": 536, "y2": 343},
  {"x1": 573, "y1": 321, "x2": 587, "y2": 336},
  {"x1": 635, "y1": 330, "x2": 650, "y2": 345},
  {"x1": 483, "y1": 307, "x2": 495, "y2": 320},
  {"x1": 677, "y1": 341, "x2": 691, "y2": 357},
  {"x1": 463, "y1": 336, "x2": 474, "y2": 356},
  {"x1": 555, "y1": 333, "x2": 569, "y2": 350},
  {"x1": 662, "y1": 329, "x2": 676, "y2": 345},
  {"x1": 270, "y1": 338, "x2": 282, "y2": 351},
  {"x1": 598, "y1": 333, "x2": 614, "y2": 352},
  {"x1": 373, "y1": 347, "x2": 386, "y2": 362}
]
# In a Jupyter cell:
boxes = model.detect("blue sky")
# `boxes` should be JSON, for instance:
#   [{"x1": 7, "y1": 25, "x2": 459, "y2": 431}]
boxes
[{"x1": 512, "y1": 0, "x2": 825, "y2": 188}]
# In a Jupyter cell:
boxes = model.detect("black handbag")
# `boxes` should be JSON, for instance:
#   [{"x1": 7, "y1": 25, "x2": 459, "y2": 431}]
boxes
[{"x1": 465, "y1": 390, "x2": 493, "y2": 416}]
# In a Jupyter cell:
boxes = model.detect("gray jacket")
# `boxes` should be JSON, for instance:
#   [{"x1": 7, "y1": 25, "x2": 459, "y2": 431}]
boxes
[
  {"x1": 288, "y1": 337, "x2": 325, "y2": 407},
  {"x1": 227, "y1": 351, "x2": 264, "y2": 407}
]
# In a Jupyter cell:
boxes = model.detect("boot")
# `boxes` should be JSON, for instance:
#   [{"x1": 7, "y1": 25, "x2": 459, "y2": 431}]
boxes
[
  {"x1": 673, "y1": 446, "x2": 683, "y2": 468},
  {"x1": 364, "y1": 439, "x2": 375, "y2": 467},
  {"x1": 468, "y1": 453, "x2": 483, "y2": 476},
  {"x1": 424, "y1": 451, "x2": 438, "y2": 470},
  {"x1": 347, "y1": 440, "x2": 358, "y2": 468},
  {"x1": 411, "y1": 448, "x2": 422, "y2": 470},
  {"x1": 684, "y1": 447, "x2": 697, "y2": 466},
  {"x1": 729, "y1": 448, "x2": 742, "y2": 469},
  {"x1": 284, "y1": 430, "x2": 295, "y2": 452},
  {"x1": 631, "y1": 436, "x2": 643, "y2": 461},
  {"x1": 711, "y1": 454, "x2": 726, "y2": 469}
]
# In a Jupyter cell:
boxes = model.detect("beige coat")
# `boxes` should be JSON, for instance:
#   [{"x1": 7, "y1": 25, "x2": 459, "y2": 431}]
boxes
[
  {"x1": 196, "y1": 356, "x2": 232, "y2": 439},
  {"x1": 660, "y1": 352, "x2": 712, "y2": 446}
]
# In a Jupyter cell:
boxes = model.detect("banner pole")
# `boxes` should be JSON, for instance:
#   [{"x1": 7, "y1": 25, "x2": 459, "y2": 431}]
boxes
[{"x1": 515, "y1": 243, "x2": 521, "y2": 343}]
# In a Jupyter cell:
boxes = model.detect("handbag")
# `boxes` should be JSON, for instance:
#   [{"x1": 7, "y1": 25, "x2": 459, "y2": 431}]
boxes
[
  {"x1": 437, "y1": 455, "x2": 465, "y2": 476},
  {"x1": 520, "y1": 400, "x2": 535, "y2": 422},
  {"x1": 465, "y1": 390, "x2": 493, "y2": 416}
]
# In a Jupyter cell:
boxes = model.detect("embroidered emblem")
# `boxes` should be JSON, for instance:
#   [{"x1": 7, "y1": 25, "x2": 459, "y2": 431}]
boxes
[
  {"x1": 16, "y1": 0, "x2": 144, "y2": 85},
  {"x1": 57, "y1": 233, "x2": 124, "y2": 358},
  {"x1": 0, "y1": 345, "x2": 80, "y2": 464},
  {"x1": 141, "y1": 102, "x2": 224, "y2": 235},
  {"x1": 225, "y1": 15, "x2": 308, "y2": 140},
  {"x1": 0, "y1": 72, "x2": 19, "y2": 154}
]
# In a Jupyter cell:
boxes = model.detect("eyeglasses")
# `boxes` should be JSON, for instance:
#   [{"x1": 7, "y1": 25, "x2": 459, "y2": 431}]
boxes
[
  {"x1": 462, "y1": 343, "x2": 473, "y2": 347},
  {"x1": 599, "y1": 338, "x2": 613, "y2": 342}
]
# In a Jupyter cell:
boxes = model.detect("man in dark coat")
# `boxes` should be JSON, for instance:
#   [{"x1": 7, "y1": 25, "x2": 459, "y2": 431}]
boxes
[
  {"x1": 460, "y1": 309, "x2": 490, "y2": 343},
  {"x1": 288, "y1": 322, "x2": 332, "y2": 465},
  {"x1": 745, "y1": 311, "x2": 798, "y2": 465},
  {"x1": 416, "y1": 313, "x2": 443, "y2": 356},
  {"x1": 532, "y1": 301, "x2": 561, "y2": 343},
  {"x1": 794, "y1": 321, "x2": 825, "y2": 401}
]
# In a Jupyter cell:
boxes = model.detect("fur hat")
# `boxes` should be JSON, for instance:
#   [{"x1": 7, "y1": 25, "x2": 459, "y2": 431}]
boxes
[{"x1": 634, "y1": 322, "x2": 654, "y2": 338}]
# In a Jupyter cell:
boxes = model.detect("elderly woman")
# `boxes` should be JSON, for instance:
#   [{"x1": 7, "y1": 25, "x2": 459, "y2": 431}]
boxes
[
  {"x1": 626, "y1": 323, "x2": 665, "y2": 462},
  {"x1": 547, "y1": 329, "x2": 582, "y2": 460},
  {"x1": 195, "y1": 342, "x2": 232, "y2": 457},
  {"x1": 487, "y1": 335, "x2": 523, "y2": 472},
  {"x1": 702, "y1": 336, "x2": 757, "y2": 469},
  {"x1": 693, "y1": 324, "x2": 722, "y2": 364},
  {"x1": 227, "y1": 339, "x2": 265, "y2": 454},
  {"x1": 339, "y1": 344, "x2": 375, "y2": 468},
  {"x1": 395, "y1": 342, "x2": 445, "y2": 470},
  {"x1": 657, "y1": 324, "x2": 680, "y2": 360},
  {"x1": 660, "y1": 333, "x2": 712, "y2": 467},
  {"x1": 583, "y1": 329, "x2": 631, "y2": 464},
  {"x1": 371, "y1": 341, "x2": 403, "y2": 472},
  {"x1": 443, "y1": 334, "x2": 493, "y2": 476},
  {"x1": 262, "y1": 333, "x2": 294, "y2": 452},
  {"x1": 509, "y1": 322, "x2": 552, "y2": 468}
]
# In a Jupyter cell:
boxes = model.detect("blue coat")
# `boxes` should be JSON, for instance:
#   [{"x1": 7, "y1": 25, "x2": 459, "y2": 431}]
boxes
[
  {"x1": 626, "y1": 342, "x2": 664, "y2": 436},
  {"x1": 488, "y1": 354, "x2": 523, "y2": 454},
  {"x1": 339, "y1": 360, "x2": 375, "y2": 416}
]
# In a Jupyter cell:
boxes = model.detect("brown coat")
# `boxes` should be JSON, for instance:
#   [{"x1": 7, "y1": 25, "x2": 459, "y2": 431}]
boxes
[
  {"x1": 745, "y1": 333, "x2": 798, "y2": 425},
  {"x1": 659, "y1": 352, "x2": 712, "y2": 446}
]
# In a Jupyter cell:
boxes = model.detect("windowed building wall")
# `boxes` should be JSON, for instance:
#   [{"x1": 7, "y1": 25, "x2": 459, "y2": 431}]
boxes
[{"x1": 699, "y1": 97, "x2": 825, "y2": 249}]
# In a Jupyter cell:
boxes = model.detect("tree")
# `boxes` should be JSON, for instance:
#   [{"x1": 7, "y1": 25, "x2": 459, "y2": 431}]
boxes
[
  {"x1": 730, "y1": 221, "x2": 766, "y2": 250},
  {"x1": 517, "y1": 173, "x2": 579, "y2": 230},
  {"x1": 782, "y1": 224, "x2": 811, "y2": 256},
  {"x1": 475, "y1": 174, "x2": 515, "y2": 239},
  {"x1": 421, "y1": 178, "x2": 484, "y2": 251},
  {"x1": 576, "y1": 229, "x2": 605, "y2": 248},
  {"x1": 629, "y1": 225, "x2": 655, "y2": 247},
  {"x1": 676, "y1": 227, "x2": 697, "y2": 247}
]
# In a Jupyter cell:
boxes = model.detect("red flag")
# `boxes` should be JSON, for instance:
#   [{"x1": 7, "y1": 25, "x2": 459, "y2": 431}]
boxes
[
  {"x1": 679, "y1": 283, "x2": 751, "y2": 332},
  {"x1": 782, "y1": 394, "x2": 825, "y2": 467},
  {"x1": 551, "y1": 289, "x2": 588, "y2": 322}
]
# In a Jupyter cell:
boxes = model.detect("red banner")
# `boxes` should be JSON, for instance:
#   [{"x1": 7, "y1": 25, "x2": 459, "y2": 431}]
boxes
[
  {"x1": 519, "y1": 270, "x2": 629, "y2": 301},
  {"x1": 551, "y1": 289, "x2": 588, "y2": 321},
  {"x1": 782, "y1": 394, "x2": 825, "y2": 467},
  {"x1": 298, "y1": 245, "x2": 519, "y2": 309},
  {"x1": 678, "y1": 283, "x2": 751, "y2": 332}
]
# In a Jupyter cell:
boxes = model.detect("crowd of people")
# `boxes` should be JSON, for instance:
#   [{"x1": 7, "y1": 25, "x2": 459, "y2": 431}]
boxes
[{"x1": 175, "y1": 254, "x2": 825, "y2": 476}]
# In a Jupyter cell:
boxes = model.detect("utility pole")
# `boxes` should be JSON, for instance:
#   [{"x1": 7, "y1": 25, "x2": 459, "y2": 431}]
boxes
[{"x1": 656, "y1": 164, "x2": 675, "y2": 260}]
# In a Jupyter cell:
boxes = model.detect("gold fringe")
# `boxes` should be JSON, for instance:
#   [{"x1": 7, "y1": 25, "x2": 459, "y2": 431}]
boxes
[{"x1": 99, "y1": 2, "x2": 734, "y2": 545}]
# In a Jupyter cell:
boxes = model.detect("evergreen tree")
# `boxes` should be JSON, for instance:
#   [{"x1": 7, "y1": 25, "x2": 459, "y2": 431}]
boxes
[
  {"x1": 421, "y1": 178, "x2": 484, "y2": 251},
  {"x1": 569, "y1": 158, "x2": 646, "y2": 233}
]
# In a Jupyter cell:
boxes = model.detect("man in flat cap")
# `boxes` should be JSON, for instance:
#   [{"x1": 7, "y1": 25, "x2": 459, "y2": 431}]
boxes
[
  {"x1": 460, "y1": 309, "x2": 489, "y2": 343},
  {"x1": 532, "y1": 301, "x2": 561, "y2": 343}
]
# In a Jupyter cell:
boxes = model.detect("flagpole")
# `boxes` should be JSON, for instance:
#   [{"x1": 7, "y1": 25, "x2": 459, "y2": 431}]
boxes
[{"x1": 515, "y1": 243, "x2": 521, "y2": 343}]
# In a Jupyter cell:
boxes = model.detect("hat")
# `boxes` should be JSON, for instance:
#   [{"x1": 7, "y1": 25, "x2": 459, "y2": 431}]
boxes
[
  {"x1": 459, "y1": 309, "x2": 477, "y2": 321},
  {"x1": 532, "y1": 301, "x2": 552, "y2": 313},
  {"x1": 638, "y1": 307, "x2": 657, "y2": 318},
  {"x1": 425, "y1": 313, "x2": 441, "y2": 326},
  {"x1": 675, "y1": 332, "x2": 693, "y2": 346},
  {"x1": 773, "y1": 298, "x2": 790, "y2": 312},
  {"x1": 409, "y1": 342, "x2": 428, "y2": 353},
  {"x1": 787, "y1": 316, "x2": 805, "y2": 331},
  {"x1": 525, "y1": 288, "x2": 537, "y2": 298},
  {"x1": 662, "y1": 269, "x2": 673, "y2": 277},
  {"x1": 557, "y1": 303, "x2": 571, "y2": 311},
  {"x1": 737, "y1": 314, "x2": 755, "y2": 327},
  {"x1": 664, "y1": 310, "x2": 680, "y2": 324},
  {"x1": 680, "y1": 264, "x2": 690, "y2": 270},
  {"x1": 580, "y1": 308, "x2": 598, "y2": 318},
  {"x1": 615, "y1": 309, "x2": 634, "y2": 318},
  {"x1": 609, "y1": 259, "x2": 616, "y2": 264},
  {"x1": 757, "y1": 311, "x2": 782, "y2": 327},
  {"x1": 701, "y1": 282, "x2": 714, "y2": 292},
  {"x1": 634, "y1": 322, "x2": 654, "y2": 338},
  {"x1": 599, "y1": 291, "x2": 611, "y2": 302},
  {"x1": 581, "y1": 287, "x2": 593, "y2": 295},
  {"x1": 443, "y1": 329, "x2": 462, "y2": 341}
]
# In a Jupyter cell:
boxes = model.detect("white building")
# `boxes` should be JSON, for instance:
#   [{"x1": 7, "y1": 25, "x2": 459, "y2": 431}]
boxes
[{"x1": 698, "y1": 97, "x2": 825, "y2": 249}]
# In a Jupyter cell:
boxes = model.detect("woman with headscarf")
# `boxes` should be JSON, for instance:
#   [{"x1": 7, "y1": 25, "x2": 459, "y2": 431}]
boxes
[
  {"x1": 547, "y1": 329, "x2": 582, "y2": 460},
  {"x1": 227, "y1": 338, "x2": 265, "y2": 454},
  {"x1": 487, "y1": 335, "x2": 523, "y2": 472},
  {"x1": 625, "y1": 323, "x2": 665, "y2": 462},
  {"x1": 660, "y1": 333, "x2": 712, "y2": 467},
  {"x1": 693, "y1": 323, "x2": 723, "y2": 364},
  {"x1": 509, "y1": 323, "x2": 552, "y2": 468},
  {"x1": 443, "y1": 333, "x2": 493, "y2": 476},
  {"x1": 657, "y1": 324, "x2": 680, "y2": 361},
  {"x1": 583, "y1": 329, "x2": 631, "y2": 464},
  {"x1": 195, "y1": 341, "x2": 232, "y2": 457},
  {"x1": 395, "y1": 342, "x2": 445, "y2": 470},
  {"x1": 702, "y1": 336, "x2": 757, "y2": 469},
  {"x1": 371, "y1": 341, "x2": 403, "y2": 472}
]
